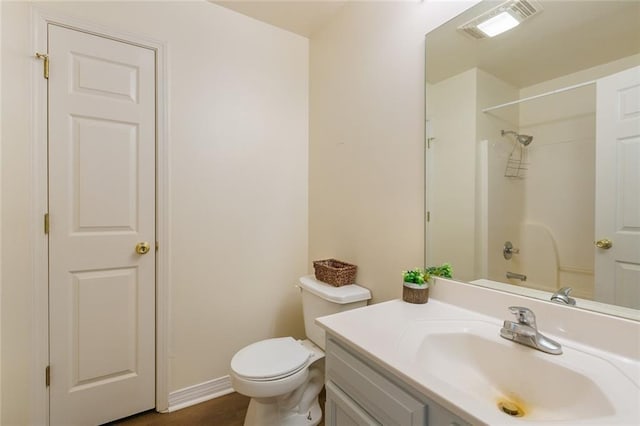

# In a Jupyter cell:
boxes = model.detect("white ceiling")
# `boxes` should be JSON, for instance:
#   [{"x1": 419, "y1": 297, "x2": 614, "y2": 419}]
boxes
[
  {"x1": 426, "y1": 0, "x2": 640, "y2": 88},
  {"x1": 212, "y1": 1, "x2": 347, "y2": 37},
  {"x1": 211, "y1": 1, "x2": 640, "y2": 87}
]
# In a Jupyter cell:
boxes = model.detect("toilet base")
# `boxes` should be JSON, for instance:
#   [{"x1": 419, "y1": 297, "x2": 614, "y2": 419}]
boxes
[{"x1": 243, "y1": 395, "x2": 322, "y2": 426}]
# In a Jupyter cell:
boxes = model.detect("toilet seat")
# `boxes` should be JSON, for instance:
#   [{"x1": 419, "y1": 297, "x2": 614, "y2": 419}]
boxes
[{"x1": 231, "y1": 337, "x2": 311, "y2": 381}]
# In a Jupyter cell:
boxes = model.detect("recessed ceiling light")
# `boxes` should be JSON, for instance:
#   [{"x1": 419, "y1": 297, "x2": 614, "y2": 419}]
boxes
[
  {"x1": 476, "y1": 11, "x2": 520, "y2": 37},
  {"x1": 458, "y1": 0, "x2": 543, "y2": 40}
]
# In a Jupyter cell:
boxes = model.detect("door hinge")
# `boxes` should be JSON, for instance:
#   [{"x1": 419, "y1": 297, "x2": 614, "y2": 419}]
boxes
[
  {"x1": 35, "y1": 52, "x2": 49, "y2": 79},
  {"x1": 45, "y1": 365, "x2": 50, "y2": 387},
  {"x1": 427, "y1": 211, "x2": 431, "y2": 222},
  {"x1": 44, "y1": 213, "x2": 50, "y2": 234}
]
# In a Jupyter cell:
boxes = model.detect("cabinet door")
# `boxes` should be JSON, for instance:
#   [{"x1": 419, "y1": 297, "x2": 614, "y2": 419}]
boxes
[
  {"x1": 326, "y1": 339, "x2": 426, "y2": 425},
  {"x1": 428, "y1": 400, "x2": 471, "y2": 426},
  {"x1": 325, "y1": 382, "x2": 381, "y2": 426}
]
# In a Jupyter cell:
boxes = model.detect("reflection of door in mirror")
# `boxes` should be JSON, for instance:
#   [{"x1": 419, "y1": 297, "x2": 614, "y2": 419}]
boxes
[{"x1": 595, "y1": 66, "x2": 640, "y2": 310}]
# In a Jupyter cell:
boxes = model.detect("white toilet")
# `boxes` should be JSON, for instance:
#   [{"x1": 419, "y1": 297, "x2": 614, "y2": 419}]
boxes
[{"x1": 230, "y1": 275, "x2": 371, "y2": 426}]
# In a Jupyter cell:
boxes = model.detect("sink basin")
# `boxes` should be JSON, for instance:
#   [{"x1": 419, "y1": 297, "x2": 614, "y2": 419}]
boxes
[
  {"x1": 318, "y1": 294, "x2": 640, "y2": 425},
  {"x1": 419, "y1": 331, "x2": 614, "y2": 422},
  {"x1": 398, "y1": 320, "x2": 639, "y2": 423}
]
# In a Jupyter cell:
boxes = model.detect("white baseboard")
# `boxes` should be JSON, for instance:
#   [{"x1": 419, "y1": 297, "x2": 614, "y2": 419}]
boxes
[{"x1": 166, "y1": 375, "x2": 234, "y2": 412}]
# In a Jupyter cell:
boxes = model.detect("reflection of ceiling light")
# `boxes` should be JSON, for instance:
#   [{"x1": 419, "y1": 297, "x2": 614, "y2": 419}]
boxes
[
  {"x1": 476, "y1": 11, "x2": 520, "y2": 37},
  {"x1": 458, "y1": 0, "x2": 543, "y2": 40}
]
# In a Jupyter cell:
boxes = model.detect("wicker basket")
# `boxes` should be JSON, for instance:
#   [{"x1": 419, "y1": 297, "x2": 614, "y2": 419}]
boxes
[{"x1": 313, "y1": 259, "x2": 357, "y2": 287}]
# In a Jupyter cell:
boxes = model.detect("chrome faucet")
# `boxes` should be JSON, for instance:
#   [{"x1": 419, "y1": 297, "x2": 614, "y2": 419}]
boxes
[
  {"x1": 551, "y1": 287, "x2": 576, "y2": 306},
  {"x1": 500, "y1": 306, "x2": 562, "y2": 355}
]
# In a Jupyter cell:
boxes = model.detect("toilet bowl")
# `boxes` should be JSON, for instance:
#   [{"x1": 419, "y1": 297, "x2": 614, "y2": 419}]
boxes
[
  {"x1": 230, "y1": 338, "x2": 325, "y2": 426},
  {"x1": 229, "y1": 276, "x2": 371, "y2": 426}
]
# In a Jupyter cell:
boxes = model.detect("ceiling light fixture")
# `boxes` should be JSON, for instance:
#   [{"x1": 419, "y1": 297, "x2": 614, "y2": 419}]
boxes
[
  {"x1": 476, "y1": 11, "x2": 520, "y2": 37},
  {"x1": 458, "y1": 0, "x2": 543, "y2": 39}
]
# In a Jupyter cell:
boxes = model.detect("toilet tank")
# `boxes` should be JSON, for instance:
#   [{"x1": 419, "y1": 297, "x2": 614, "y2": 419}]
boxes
[{"x1": 298, "y1": 275, "x2": 371, "y2": 350}]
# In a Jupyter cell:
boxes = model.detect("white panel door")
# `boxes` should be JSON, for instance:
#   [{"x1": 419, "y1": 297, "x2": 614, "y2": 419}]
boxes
[
  {"x1": 595, "y1": 66, "x2": 640, "y2": 309},
  {"x1": 48, "y1": 24, "x2": 156, "y2": 425}
]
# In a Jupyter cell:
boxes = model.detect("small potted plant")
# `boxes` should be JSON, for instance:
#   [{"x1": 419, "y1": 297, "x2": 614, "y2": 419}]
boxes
[
  {"x1": 402, "y1": 263, "x2": 453, "y2": 304},
  {"x1": 402, "y1": 268, "x2": 431, "y2": 304},
  {"x1": 426, "y1": 263, "x2": 453, "y2": 279}
]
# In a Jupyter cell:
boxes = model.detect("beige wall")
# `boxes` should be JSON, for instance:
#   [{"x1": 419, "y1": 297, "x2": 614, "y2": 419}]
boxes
[
  {"x1": 309, "y1": 0, "x2": 479, "y2": 302},
  {"x1": 1, "y1": 1, "x2": 308, "y2": 423},
  {"x1": 1, "y1": 3, "x2": 33, "y2": 422},
  {"x1": 0, "y1": 0, "x2": 3, "y2": 420}
]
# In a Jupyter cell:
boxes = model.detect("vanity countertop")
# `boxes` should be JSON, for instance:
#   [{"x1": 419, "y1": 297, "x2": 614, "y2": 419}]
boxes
[{"x1": 316, "y1": 280, "x2": 640, "y2": 425}]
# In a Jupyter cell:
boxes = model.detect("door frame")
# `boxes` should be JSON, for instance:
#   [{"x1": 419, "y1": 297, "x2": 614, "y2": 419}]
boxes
[{"x1": 31, "y1": 7, "x2": 170, "y2": 424}]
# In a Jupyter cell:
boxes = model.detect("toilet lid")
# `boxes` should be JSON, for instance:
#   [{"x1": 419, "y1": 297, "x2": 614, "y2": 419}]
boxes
[{"x1": 231, "y1": 337, "x2": 311, "y2": 381}]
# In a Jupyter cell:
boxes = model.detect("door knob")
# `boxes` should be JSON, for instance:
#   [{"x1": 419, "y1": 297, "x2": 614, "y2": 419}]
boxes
[
  {"x1": 595, "y1": 239, "x2": 612, "y2": 249},
  {"x1": 136, "y1": 242, "x2": 151, "y2": 255}
]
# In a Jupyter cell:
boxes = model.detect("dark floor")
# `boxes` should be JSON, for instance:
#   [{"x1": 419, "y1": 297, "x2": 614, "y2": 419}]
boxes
[{"x1": 110, "y1": 391, "x2": 325, "y2": 426}]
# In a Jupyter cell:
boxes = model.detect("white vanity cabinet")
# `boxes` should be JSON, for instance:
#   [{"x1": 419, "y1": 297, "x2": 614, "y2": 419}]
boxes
[{"x1": 324, "y1": 335, "x2": 470, "y2": 426}]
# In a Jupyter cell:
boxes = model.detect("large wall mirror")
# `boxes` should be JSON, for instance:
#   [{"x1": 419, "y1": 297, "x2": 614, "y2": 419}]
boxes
[{"x1": 425, "y1": 0, "x2": 640, "y2": 320}]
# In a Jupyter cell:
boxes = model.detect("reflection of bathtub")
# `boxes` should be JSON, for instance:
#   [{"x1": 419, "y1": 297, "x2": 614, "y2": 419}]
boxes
[
  {"x1": 470, "y1": 278, "x2": 640, "y2": 321},
  {"x1": 510, "y1": 223, "x2": 559, "y2": 291}
]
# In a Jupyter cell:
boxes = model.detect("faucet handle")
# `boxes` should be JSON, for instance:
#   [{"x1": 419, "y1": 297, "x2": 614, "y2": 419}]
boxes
[{"x1": 508, "y1": 306, "x2": 537, "y2": 328}]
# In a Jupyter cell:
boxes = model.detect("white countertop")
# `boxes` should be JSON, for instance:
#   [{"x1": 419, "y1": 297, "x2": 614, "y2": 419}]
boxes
[{"x1": 316, "y1": 280, "x2": 640, "y2": 425}]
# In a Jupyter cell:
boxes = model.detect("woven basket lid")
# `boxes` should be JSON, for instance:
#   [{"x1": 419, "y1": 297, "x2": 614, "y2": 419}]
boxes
[{"x1": 231, "y1": 337, "x2": 310, "y2": 381}]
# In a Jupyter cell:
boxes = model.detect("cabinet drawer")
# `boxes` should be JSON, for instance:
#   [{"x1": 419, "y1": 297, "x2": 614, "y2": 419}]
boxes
[{"x1": 326, "y1": 338, "x2": 426, "y2": 426}]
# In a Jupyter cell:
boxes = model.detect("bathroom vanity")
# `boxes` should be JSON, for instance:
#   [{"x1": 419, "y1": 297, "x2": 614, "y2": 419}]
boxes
[{"x1": 316, "y1": 279, "x2": 640, "y2": 425}]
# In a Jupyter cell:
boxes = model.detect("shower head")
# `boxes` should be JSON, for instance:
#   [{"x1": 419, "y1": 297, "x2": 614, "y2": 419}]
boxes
[{"x1": 501, "y1": 130, "x2": 533, "y2": 146}]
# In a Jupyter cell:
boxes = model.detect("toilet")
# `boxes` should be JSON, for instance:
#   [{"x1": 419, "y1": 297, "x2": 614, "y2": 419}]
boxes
[{"x1": 229, "y1": 275, "x2": 371, "y2": 426}]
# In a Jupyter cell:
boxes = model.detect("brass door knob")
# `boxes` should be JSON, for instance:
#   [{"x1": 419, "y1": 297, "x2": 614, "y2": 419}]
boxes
[
  {"x1": 136, "y1": 242, "x2": 151, "y2": 255},
  {"x1": 595, "y1": 239, "x2": 613, "y2": 249}
]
